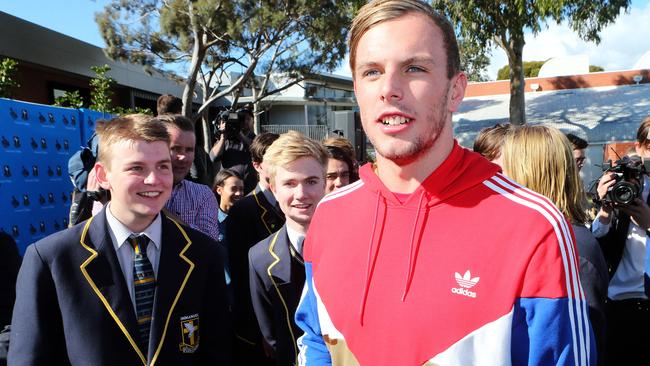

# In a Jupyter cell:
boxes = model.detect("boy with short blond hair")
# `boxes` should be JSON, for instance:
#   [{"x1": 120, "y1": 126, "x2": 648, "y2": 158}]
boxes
[
  {"x1": 248, "y1": 131, "x2": 328, "y2": 366},
  {"x1": 9, "y1": 114, "x2": 231, "y2": 365}
]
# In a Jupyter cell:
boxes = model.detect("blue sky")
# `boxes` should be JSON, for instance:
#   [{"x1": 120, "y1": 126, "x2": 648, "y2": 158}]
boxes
[{"x1": 2, "y1": 0, "x2": 650, "y2": 80}]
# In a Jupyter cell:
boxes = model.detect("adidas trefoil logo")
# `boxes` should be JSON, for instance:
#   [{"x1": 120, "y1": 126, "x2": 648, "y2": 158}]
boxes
[{"x1": 451, "y1": 270, "x2": 480, "y2": 298}]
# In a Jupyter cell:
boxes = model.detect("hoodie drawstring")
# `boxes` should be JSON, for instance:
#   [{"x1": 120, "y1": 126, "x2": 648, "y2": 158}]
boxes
[
  {"x1": 402, "y1": 190, "x2": 426, "y2": 302},
  {"x1": 358, "y1": 189, "x2": 427, "y2": 325},
  {"x1": 359, "y1": 191, "x2": 384, "y2": 326}
]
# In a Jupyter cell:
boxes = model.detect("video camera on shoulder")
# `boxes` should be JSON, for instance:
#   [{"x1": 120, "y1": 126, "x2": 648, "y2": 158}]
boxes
[
  {"x1": 211, "y1": 110, "x2": 242, "y2": 141},
  {"x1": 601, "y1": 156, "x2": 650, "y2": 205}
]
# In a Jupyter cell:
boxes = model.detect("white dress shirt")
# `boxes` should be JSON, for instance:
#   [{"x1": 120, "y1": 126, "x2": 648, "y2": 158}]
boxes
[
  {"x1": 105, "y1": 203, "x2": 163, "y2": 312},
  {"x1": 592, "y1": 175, "x2": 650, "y2": 300},
  {"x1": 286, "y1": 225, "x2": 305, "y2": 255}
]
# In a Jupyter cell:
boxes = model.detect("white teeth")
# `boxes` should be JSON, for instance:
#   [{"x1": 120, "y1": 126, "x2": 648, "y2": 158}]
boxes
[
  {"x1": 139, "y1": 192, "x2": 160, "y2": 197},
  {"x1": 381, "y1": 116, "x2": 410, "y2": 125}
]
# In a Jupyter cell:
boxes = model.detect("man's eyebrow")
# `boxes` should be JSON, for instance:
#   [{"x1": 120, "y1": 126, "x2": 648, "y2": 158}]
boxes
[
  {"x1": 402, "y1": 56, "x2": 436, "y2": 66},
  {"x1": 355, "y1": 61, "x2": 381, "y2": 71},
  {"x1": 356, "y1": 57, "x2": 436, "y2": 71}
]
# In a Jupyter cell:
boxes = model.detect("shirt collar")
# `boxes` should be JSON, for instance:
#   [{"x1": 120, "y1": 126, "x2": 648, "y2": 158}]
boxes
[
  {"x1": 105, "y1": 203, "x2": 162, "y2": 250},
  {"x1": 172, "y1": 179, "x2": 185, "y2": 192},
  {"x1": 259, "y1": 183, "x2": 277, "y2": 207},
  {"x1": 218, "y1": 208, "x2": 228, "y2": 223},
  {"x1": 286, "y1": 225, "x2": 305, "y2": 254}
]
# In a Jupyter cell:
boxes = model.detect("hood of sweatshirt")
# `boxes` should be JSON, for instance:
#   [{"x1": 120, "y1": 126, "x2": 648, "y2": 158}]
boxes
[
  {"x1": 359, "y1": 140, "x2": 500, "y2": 208},
  {"x1": 356, "y1": 141, "x2": 500, "y2": 324}
]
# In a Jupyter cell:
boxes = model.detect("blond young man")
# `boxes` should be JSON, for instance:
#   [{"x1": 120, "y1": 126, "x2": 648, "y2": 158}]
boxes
[
  {"x1": 294, "y1": 1, "x2": 593, "y2": 365},
  {"x1": 9, "y1": 115, "x2": 231, "y2": 365},
  {"x1": 248, "y1": 131, "x2": 328, "y2": 366}
]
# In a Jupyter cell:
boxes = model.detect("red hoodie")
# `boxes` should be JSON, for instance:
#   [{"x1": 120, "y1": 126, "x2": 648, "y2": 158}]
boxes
[{"x1": 295, "y1": 142, "x2": 594, "y2": 366}]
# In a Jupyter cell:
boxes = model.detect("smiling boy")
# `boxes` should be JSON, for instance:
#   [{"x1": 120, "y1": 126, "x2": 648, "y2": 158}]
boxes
[
  {"x1": 248, "y1": 131, "x2": 329, "y2": 366},
  {"x1": 9, "y1": 114, "x2": 231, "y2": 365}
]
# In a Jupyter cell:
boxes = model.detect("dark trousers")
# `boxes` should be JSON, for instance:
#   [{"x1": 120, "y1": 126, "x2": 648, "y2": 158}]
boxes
[{"x1": 605, "y1": 298, "x2": 650, "y2": 366}]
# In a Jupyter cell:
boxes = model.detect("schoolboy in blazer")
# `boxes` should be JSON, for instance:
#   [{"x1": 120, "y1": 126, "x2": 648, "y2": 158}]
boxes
[
  {"x1": 225, "y1": 133, "x2": 283, "y2": 364},
  {"x1": 248, "y1": 131, "x2": 328, "y2": 366},
  {"x1": 9, "y1": 115, "x2": 231, "y2": 366}
]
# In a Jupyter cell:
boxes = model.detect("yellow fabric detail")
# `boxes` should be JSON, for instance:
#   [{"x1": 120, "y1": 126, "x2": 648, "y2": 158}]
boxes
[
  {"x1": 266, "y1": 231, "x2": 299, "y2": 364},
  {"x1": 148, "y1": 218, "x2": 194, "y2": 366},
  {"x1": 79, "y1": 217, "x2": 147, "y2": 365}
]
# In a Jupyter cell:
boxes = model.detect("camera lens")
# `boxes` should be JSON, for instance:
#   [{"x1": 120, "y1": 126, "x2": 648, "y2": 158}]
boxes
[{"x1": 610, "y1": 182, "x2": 639, "y2": 205}]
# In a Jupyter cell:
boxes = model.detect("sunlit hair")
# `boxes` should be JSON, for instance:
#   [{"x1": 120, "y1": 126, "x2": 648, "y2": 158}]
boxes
[
  {"x1": 250, "y1": 132, "x2": 280, "y2": 163},
  {"x1": 473, "y1": 123, "x2": 512, "y2": 161},
  {"x1": 263, "y1": 130, "x2": 329, "y2": 187},
  {"x1": 151, "y1": 114, "x2": 194, "y2": 133},
  {"x1": 636, "y1": 116, "x2": 650, "y2": 145},
  {"x1": 95, "y1": 114, "x2": 169, "y2": 166},
  {"x1": 323, "y1": 137, "x2": 356, "y2": 161},
  {"x1": 502, "y1": 125, "x2": 588, "y2": 225},
  {"x1": 348, "y1": 0, "x2": 459, "y2": 79}
]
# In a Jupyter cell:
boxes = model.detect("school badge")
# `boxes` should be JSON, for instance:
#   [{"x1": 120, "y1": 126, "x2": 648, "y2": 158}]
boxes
[{"x1": 179, "y1": 313, "x2": 199, "y2": 353}]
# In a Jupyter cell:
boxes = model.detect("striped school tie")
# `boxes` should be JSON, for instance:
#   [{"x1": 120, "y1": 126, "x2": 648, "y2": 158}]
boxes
[{"x1": 129, "y1": 234, "x2": 156, "y2": 355}]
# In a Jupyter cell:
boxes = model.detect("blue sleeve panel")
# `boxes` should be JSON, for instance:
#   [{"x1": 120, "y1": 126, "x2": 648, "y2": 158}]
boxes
[
  {"x1": 294, "y1": 262, "x2": 332, "y2": 366},
  {"x1": 511, "y1": 297, "x2": 596, "y2": 366}
]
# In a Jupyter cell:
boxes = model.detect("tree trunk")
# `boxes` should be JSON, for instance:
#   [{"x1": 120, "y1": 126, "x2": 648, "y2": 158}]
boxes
[
  {"x1": 252, "y1": 86, "x2": 261, "y2": 134},
  {"x1": 507, "y1": 31, "x2": 526, "y2": 125},
  {"x1": 182, "y1": 4, "x2": 205, "y2": 119}
]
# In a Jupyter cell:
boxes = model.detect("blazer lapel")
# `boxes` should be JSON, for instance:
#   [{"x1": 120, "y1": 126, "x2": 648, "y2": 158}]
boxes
[
  {"x1": 267, "y1": 226, "x2": 292, "y2": 284},
  {"x1": 147, "y1": 214, "x2": 194, "y2": 364},
  {"x1": 79, "y1": 209, "x2": 145, "y2": 364},
  {"x1": 253, "y1": 189, "x2": 284, "y2": 235}
]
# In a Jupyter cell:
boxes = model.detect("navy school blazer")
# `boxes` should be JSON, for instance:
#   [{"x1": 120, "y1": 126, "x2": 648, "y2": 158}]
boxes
[
  {"x1": 248, "y1": 225, "x2": 306, "y2": 366},
  {"x1": 8, "y1": 207, "x2": 231, "y2": 366}
]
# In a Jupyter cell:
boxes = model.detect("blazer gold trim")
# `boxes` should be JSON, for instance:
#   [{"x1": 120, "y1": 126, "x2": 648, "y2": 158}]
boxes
[
  {"x1": 79, "y1": 216, "x2": 195, "y2": 366},
  {"x1": 253, "y1": 189, "x2": 274, "y2": 235},
  {"x1": 149, "y1": 218, "x2": 194, "y2": 366},
  {"x1": 266, "y1": 231, "x2": 299, "y2": 363},
  {"x1": 79, "y1": 217, "x2": 148, "y2": 366}
]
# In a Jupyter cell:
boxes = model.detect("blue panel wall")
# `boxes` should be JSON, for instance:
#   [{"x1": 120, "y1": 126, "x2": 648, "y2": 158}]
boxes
[{"x1": 0, "y1": 99, "x2": 111, "y2": 254}]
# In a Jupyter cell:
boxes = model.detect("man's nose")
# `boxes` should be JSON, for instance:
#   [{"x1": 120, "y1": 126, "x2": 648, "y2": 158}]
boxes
[
  {"x1": 144, "y1": 170, "x2": 161, "y2": 184},
  {"x1": 334, "y1": 177, "x2": 343, "y2": 188},
  {"x1": 380, "y1": 69, "x2": 403, "y2": 102}
]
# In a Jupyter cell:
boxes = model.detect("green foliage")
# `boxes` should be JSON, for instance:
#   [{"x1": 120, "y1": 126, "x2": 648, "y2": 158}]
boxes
[
  {"x1": 431, "y1": 0, "x2": 630, "y2": 123},
  {"x1": 497, "y1": 61, "x2": 546, "y2": 80},
  {"x1": 0, "y1": 58, "x2": 20, "y2": 98},
  {"x1": 90, "y1": 64, "x2": 115, "y2": 113},
  {"x1": 96, "y1": 0, "x2": 364, "y2": 118},
  {"x1": 54, "y1": 90, "x2": 84, "y2": 109},
  {"x1": 112, "y1": 106, "x2": 154, "y2": 116},
  {"x1": 497, "y1": 62, "x2": 606, "y2": 79},
  {"x1": 459, "y1": 38, "x2": 491, "y2": 82},
  {"x1": 590, "y1": 65, "x2": 605, "y2": 72}
]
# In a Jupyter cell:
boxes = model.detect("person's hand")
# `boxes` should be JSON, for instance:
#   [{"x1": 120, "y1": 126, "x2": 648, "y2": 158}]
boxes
[
  {"x1": 619, "y1": 198, "x2": 650, "y2": 231},
  {"x1": 597, "y1": 172, "x2": 617, "y2": 214},
  {"x1": 597, "y1": 172, "x2": 616, "y2": 200},
  {"x1": 218, "y1": 120, "x2": 226, "y2": 132}
]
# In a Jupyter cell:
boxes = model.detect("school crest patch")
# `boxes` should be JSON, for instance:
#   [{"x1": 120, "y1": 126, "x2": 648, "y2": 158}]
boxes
[{"x1": 179, "y1": 313, "x2": 199, "y2": 353}]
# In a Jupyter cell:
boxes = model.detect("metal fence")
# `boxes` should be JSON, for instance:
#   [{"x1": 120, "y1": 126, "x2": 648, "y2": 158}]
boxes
[{"x1": 260, "y1": 124, "x2": 330, "y2": 141}]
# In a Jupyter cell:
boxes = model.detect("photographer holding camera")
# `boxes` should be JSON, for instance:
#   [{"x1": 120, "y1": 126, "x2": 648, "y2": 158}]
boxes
[
  {"x1": 210, "y1": 108, "x2": 257, "y2": 194},
  {"x1": 592, "y1": 117, "x2": 650, "y2": 366}
]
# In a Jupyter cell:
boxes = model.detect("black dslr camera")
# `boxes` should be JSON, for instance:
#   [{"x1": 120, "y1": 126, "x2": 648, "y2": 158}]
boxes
[
  {"x1": 601, "y1": 156, "x2": 650, "y2": 205},
  {"x1": 211, "y1": 110, "x2": 242, "y2": 141}
]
